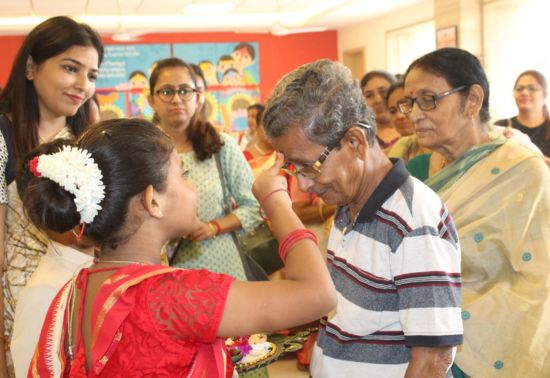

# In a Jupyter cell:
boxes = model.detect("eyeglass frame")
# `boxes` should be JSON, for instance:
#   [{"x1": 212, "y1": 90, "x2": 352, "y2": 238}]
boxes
[
  {"x1": 513, "y1": 84, "x2": 542, "y2": 93},
  {"x1": 281, "y1": 121, "x2": 373, "y2": 178},
  {"x1": 153, "y1": 86, "x2": 198, "y2": 103},
  {"x1": 396, "y1": 85, "x2": 467, "y2": 114}
]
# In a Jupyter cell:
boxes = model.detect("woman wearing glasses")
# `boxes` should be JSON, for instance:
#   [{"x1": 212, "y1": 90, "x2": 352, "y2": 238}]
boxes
[
  {"x1": 147, "y1": 58, "x2": 262, "y2": 283},
  {"x1": 402, "y1": 48, "x2": 550, "y2": 377},
  {"x1": 494, "y1": 70, "x2": 550, "y2": 158},
  {"x1": 386, "y1": 81, "x2": 433, "y2": 164}
]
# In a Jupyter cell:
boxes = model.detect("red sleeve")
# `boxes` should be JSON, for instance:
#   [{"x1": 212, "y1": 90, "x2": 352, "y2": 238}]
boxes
[{"x1": 146, "y1": 269, "x2": 234, "y2": 343}]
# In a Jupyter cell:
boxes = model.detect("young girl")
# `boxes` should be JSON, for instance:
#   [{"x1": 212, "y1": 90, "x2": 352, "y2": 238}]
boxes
[
  {"x1": 27, "y1": 119, "x2": 336, "y2": 376},
  {"x1": 147, "y1": 58, "x2": 261, "y2": 281},
  {"x1": 0, "y1": 16, "x2": 102, "y2": 375},
  {"x1": 10, "y1": 139, "x2": 95, "y2": 378}
]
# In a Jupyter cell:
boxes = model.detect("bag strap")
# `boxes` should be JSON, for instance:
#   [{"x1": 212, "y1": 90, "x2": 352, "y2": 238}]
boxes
[
  {"x1": 214, "y1": 152, "x2": 231, "y2": 215},
  {"x1": 213, "y1": 153, "x2": 268, "y2": 281}
]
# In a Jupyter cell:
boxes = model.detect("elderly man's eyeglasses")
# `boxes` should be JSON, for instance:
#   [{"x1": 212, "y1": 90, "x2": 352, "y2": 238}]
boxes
[
  {"x1": 154, "y1": 87, "x2": 197, "y2": 103},
  {"x1": 281, "y1": 122, "x2": 373, "y2": 179},
  {"x1": 396, "y1": 85, "x2": 467, "y2": 114}
]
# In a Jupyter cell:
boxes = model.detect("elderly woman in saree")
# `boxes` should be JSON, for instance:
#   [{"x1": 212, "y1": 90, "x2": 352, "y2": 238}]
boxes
[{"x1": 399, "y1": 48, "x2": 550, "y2": 378}]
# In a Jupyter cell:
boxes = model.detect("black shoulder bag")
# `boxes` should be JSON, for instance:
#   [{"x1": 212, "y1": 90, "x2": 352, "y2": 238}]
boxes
[{"x1": 213, "y1": 153, "x2": 275, "y2": 281}]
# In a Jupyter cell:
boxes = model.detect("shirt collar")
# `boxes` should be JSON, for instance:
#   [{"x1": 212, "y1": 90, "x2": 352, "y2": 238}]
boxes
[{"x1": 356, "y1": 158, "x2": 410, "y2": 223}]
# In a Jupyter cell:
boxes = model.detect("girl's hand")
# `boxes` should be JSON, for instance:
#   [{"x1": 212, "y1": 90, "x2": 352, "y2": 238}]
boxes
[
  {"x1": 188, "y1": 221, "x2": 217, "y2": 242},
  {"x1": 252, "y1": 153, "x2": 287, "y2": 200}
]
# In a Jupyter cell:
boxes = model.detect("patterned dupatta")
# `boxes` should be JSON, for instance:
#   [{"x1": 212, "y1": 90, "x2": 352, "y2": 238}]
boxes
[
  {"x1": 424, "y1": 136, "x2": 506, "y2": 192},
  {"x1": 28, "y1": 264, "x2": 230, "y2": 377}
]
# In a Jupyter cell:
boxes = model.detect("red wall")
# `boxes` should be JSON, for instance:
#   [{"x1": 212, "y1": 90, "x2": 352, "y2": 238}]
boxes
[
  {"x1": 0, "y1": 31, "x2": 337, "y2": 102},
  {"x1": 0, "y1": 35, "x2": 26, "y2": 88}
]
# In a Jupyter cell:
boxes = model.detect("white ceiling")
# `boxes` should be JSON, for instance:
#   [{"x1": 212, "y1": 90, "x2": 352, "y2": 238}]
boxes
[{"x1": 0, "y1": 0, "x2": 425, "y2": 35}]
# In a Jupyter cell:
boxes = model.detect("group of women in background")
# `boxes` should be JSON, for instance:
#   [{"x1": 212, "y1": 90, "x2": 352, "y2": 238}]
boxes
[
  {"x1": 360, "y1": 51, "x2": 550, "y2": 377},
  {"x1": 0, "y1": 14, "x2": 548, "y2": 378}
]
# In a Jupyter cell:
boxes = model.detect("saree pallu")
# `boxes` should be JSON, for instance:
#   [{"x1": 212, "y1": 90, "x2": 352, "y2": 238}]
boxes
[
  {"x1": 427, "y1": 139, "x2": 550, "y2": 377},
  {"x1": 29, "y1": 265, "x2": 233, "y2": 378}
]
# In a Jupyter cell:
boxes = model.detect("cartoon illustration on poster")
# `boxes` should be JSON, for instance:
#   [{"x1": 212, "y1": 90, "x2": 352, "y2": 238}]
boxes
[
  {"x1": 173, "y1": 42, "x2": 261, "y2": 132},
  {"x1": 95, "y1": 44, "x2": 170, "y2": 120}
]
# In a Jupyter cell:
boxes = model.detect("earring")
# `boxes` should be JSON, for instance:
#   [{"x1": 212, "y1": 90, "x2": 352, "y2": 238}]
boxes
[{"x1": 25, "y1": 56, "x2": 35, "y2": 80}]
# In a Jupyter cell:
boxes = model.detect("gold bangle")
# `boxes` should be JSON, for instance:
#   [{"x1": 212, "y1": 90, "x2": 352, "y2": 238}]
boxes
[
  {"x1": 207, "y1": 222, "x2": 217, "y2": 235},
  {"x1": 318, "y1": 204, "x2": 326, "y2": 221},
  {"x1": 208, "y1": 220, "x2": 222, "y2": 235}
]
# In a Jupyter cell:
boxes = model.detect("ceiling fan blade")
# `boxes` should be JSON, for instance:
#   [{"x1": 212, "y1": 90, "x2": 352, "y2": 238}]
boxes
[
  {"x1": 271, "y1": 24, "x2": 327, "y2": 36},
  {"x1": 111, "y1": 25, "x2": 150, "y2": 42},
  {"x1": 280, "y1": 26, "x2": 327, "y2": 35},
  {"x1": 271, "y1": 0, "x2": 327, "y2": 36}
]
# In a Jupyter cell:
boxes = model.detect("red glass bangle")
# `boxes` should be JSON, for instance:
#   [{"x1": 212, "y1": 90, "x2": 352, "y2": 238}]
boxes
[
  {"x1": 259, "y1": 188, "x2": 288, "y2": 220},
  {"x1": 278, "y1": 229, "x2": 318, "y2": 263}
]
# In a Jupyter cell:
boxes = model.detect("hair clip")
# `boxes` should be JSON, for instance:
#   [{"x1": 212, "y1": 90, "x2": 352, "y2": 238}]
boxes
[{"x1": 101, "y1": 130, "x2": 111, "y2": 138}]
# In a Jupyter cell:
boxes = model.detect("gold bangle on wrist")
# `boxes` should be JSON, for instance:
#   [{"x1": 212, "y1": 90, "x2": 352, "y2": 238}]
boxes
[
  {"x1": 208, "y1": 220, "x2": 222, "y2": 235},
  {"x1": 207, "y1": 222, "x2": 217, "y2": 235}
]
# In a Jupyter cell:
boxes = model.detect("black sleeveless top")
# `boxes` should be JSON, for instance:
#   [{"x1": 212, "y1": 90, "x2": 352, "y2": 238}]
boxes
[{"x1": 495, "y1": 117, "x2": 550, "y2": 157}]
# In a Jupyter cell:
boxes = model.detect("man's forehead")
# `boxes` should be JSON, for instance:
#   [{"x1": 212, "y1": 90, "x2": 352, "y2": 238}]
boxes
[{"x1": 270, "y1": 127, "x2": 321, "y2": 162}]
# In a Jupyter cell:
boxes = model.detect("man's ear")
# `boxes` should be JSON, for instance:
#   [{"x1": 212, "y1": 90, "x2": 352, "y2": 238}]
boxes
[
  {"x1": 142, "y1": 184, "x2": 163, "y2": 219},
  {"x1": 147, "y1": 94, "x2": 154, "y2": 108},
  {"x1": 343, "y1": 126, "x2": 369, "y2": 159},
  {"x1": 25, "y1": 56, "x2": 36, "y2": 80}
]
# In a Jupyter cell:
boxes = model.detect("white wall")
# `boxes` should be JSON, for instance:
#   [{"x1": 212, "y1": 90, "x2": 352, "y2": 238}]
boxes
[
  {"x1": 337, "y1": 0, "x2": 434, "y2": 73},
  {"x1": 483, "y1": 0, "x2": 550, "y2": 120}
]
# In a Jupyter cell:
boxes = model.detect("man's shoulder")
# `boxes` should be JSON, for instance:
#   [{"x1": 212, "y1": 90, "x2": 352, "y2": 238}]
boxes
[
  {"x1": 388, "y1": 176, "x2": 442, "y2": 211},
  {"x1": 379, "y1": 176, "x2": 447, "y2": 230}
]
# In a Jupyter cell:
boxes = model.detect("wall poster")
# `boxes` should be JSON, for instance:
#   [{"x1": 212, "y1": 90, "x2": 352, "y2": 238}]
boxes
[
  {"x1": 95, "y1": 41, "x2": 261, "y2": 132},
  {"x1": 95, "y1": 44, "x2": 170, "y2": 120}
]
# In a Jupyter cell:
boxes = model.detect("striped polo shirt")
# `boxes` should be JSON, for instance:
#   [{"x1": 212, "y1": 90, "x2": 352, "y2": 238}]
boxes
[{"x1": 311, "y1": 159, "x2": 463, "y2": 377}]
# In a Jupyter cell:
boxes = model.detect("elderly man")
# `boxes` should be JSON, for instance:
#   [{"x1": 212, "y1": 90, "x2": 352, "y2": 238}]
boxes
[{"x1": 263, "y1": 59, "x2": 463, "y2": 377}]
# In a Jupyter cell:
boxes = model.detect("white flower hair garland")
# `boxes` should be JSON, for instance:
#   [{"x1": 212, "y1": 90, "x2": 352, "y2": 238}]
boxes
[{"x1": 30, "y1": 146, "x2": 105, "y2": 224}]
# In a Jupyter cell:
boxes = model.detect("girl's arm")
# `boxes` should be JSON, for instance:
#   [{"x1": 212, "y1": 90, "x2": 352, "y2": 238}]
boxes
[{"x1": 217, "y1": 156, "x2": 336, "y2": 336}]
